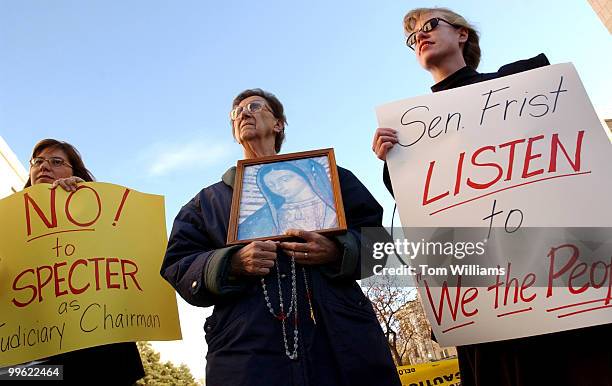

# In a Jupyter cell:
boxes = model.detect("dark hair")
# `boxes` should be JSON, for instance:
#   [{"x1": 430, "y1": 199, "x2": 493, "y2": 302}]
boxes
[
  {"x1": 231, "y1": 88, "x2": 287, "y2": 153},
  {"x1": 24, "y1": 139, "x2": 95, "y2": 188},
  {"x1": 404, "y1": 7, "x2": 481, "y2": 70}
]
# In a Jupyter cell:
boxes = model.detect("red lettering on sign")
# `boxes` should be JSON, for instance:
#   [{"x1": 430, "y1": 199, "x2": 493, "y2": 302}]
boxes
[
  {"x1": 547, "y1": 244, "x2": 612, "y2": 305},
  {"x1": 422, "y1": 276, "x2": 479, "y2": 325},
  {"x1": 11, "y1": 257, "x2": 144, "y2": 308},
  {"x1": 24, "y1": 189, "x2": 58, "y2": 236},
  {"x1": 65, "y1": 186, "x2": 102, "y2": 227},
  {"x1": 422, "y1": 130, "x2": 586, "y2": 208}
]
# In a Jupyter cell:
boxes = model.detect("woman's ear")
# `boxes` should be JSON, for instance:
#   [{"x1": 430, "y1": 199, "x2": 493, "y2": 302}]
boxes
[
  {"x1": 458, "y1": 27, "x2": 469, "y2": 44},
  {"x1": 274, "y1": 121, "x2": 283, "y2": 133}
]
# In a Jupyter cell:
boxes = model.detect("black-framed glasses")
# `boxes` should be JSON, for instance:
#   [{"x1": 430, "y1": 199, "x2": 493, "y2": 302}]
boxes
[
  {"x1": 30, "y1": 156, "x2": 72, "y2": 168},
  {"x1": 230, "y1": 101, "x2": 271, "y2": 121},
  {"x1": 406, "y1": 17, "x2": 459, "y2": 50}
]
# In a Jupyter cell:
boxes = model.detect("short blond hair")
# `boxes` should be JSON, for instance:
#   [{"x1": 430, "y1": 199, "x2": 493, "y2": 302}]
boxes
[{"x1": 404, "y1": 7, "x2": 481, "y2": 70}]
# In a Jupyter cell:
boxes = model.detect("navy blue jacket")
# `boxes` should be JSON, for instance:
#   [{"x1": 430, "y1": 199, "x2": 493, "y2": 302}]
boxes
[{"x1": 161, "y1": 166, "x2": 401, "y2": 386}]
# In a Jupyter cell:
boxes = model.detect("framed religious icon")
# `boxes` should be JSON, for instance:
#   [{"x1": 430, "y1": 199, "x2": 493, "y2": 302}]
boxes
[{"x1": 227, "y1": 148, "x2": 347, "y2": 245}]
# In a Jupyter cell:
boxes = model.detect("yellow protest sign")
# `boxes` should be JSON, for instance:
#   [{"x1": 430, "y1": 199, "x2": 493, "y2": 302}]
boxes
[
  {"x1": 0, "y1": 182, "x2": 181, "y2": 366},
  {"x1": 397, "y1": 358, "x2": 461, "y2": 386}
]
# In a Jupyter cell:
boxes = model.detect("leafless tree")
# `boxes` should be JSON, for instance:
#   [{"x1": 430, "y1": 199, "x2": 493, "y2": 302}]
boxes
[{"x1": 363, "y1": 275, "x2": 431, "y2": 365}]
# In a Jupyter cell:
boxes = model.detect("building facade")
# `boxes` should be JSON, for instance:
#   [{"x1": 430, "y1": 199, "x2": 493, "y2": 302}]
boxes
[
  {"x1": 0, "y1": 136, "x2": 28, "y2": 199},
  {"x1": 400, "y1": 299, "x2": 457, "y2": 365},
  {"x1": 588, "y1": 0, "x2": 612, "y2": 33}
]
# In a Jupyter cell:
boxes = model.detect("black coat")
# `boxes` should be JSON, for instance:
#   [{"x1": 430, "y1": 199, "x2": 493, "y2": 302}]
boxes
[
  {"x1": 383, "y1": 54, "x2": 612, "y2": 386},
  {"x1": 45, "y1": 342, "x2": 144, "y2": 385},
  {"x1": 162, "y1": 166, "x2": 401, "y2": 386}
]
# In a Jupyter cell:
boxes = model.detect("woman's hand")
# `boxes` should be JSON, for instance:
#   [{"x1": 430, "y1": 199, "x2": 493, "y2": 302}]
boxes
[
  {"x1": 280, "y1": 229, "x2": 340, "y2": 265},
  {"x1": 51, "y1": 176, "x2": 84, "y2": 192},
  {"x1": 372, "y1": 127, "x2": 398, "y2": 161},
  {"x1": 230, "y1": 240, "x2": 278, "y2": 276}
]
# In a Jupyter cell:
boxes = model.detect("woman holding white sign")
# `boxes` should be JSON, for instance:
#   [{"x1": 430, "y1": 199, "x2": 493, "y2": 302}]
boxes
[
  {"x1": 22, "y1": 139, "x2": 145, "y2": 385},
  {"x1": 372, "y1": 7, "x2": 611, "y2": 386}
]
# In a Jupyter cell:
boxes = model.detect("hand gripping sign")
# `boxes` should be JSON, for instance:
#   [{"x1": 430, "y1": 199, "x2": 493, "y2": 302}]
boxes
[
  {"x1": 0, "y1": 182, "x2": 181, "y2": 366},
  {"x1": 376, "y1": 63, "x2": 612, "y2": 346}
]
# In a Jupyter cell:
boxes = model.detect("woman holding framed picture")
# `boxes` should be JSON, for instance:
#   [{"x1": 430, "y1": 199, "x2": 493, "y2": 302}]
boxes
[{"x1": 161, "y1": 88, "x2": 400, "y2": 386}]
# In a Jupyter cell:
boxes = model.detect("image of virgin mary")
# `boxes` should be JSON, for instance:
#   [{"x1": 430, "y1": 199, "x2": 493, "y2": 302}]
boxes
[{"x1": 237, "y1": 159, "x2": 338, "y2": 240}]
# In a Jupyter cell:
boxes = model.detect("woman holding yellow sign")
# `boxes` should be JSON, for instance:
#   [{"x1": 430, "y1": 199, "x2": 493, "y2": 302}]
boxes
[{"x1": 19, "y1": 139, "x2": 145, "y2": 385}]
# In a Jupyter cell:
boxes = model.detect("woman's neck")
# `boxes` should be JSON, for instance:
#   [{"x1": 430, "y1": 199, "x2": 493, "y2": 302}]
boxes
[
  {"x1": 428, "y1": 54, "x2": 467, "y2": 83},
  {"x1": 242, "y1": 139, "x2": 277, "y2": 159}
]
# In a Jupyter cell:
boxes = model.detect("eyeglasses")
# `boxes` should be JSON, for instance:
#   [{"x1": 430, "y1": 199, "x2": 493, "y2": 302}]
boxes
[
  {"x1": 230, "y1": 101, "x2": 271, "y2": 121},
  {"x1": 406, "y1": 17, "x2": 459, "y2": 50},
  {"x1": 30, "y1": 156, "x2": 72, "y2": 169}
]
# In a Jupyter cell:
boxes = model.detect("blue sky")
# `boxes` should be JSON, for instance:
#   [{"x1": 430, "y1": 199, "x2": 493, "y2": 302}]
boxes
[{"x1": 1, "y1": 0, "x2": 610, "y2": 379}]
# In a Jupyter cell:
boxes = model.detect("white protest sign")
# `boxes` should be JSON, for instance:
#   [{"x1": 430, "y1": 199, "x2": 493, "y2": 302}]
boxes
[{"x1": 375, "y1": 63, "x2": 612, "y2": 346}]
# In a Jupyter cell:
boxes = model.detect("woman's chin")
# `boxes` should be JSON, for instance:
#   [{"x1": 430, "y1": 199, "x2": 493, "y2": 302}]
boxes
[{"x1": 34, "y1": 177, "x2": 55, "y2": 184}]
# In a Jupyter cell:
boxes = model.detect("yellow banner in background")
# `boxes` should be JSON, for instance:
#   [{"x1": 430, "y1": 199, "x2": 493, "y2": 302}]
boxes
[
  {"x1": 397, "y1": 358, "x2": 461, "y2": 386},
  {"x1": 0, "y1": 182, "x2": 181, "y2": 366}
]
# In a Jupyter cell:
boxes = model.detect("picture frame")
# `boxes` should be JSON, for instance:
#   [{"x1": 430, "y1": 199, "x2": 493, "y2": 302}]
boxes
[{"x1": 227, "y1": 148, "x2": 347, "y2": 245}]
